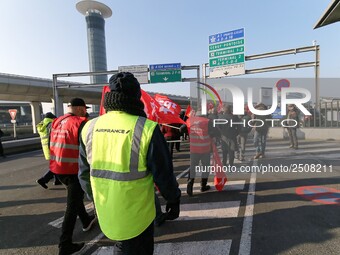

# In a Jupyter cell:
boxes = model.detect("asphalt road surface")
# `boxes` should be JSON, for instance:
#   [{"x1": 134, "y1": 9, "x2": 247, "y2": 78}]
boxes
[{"x1": 0, "y1": 138, "x2": 339, "y2": 255}]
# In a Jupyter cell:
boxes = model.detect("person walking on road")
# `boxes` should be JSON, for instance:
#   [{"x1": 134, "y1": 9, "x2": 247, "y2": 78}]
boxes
[
  {"x1": 187, "y1": 110, "x2": 216, "y2": 196},
  {"x1": 252, "y1": 103, "x2": 271, "y2": 159},
  {"x1": 36, "y1": 112, "x2": 62, "y2": 189},
  {"x1": 218, "y1": 105, "x2": 240, "y2": 167},
  {"x1": 236, "y1": 107, "x2": 252, "y2": 161},
  {"x1": 78, "y1": 72, "x2": 181, "y2": 255},
  {"x1": 286, "y1": 104, "x2": 299, "y2": 149},
  {"x1": 50, "y1": 98, "x2": 96, "y2": 255}
]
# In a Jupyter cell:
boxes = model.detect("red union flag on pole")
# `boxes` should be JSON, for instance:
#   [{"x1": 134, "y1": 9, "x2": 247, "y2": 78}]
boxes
[
  {"x1": 154, "y1": 94, "x2": 181, "y2": 116},
  {"x1": 141, "y1": 91, "x2": 184, "y2": 124},
  {"x1": 141, "y1": 90, "x2": 161, "y2": 122},
  {"x1": 8, "y1": 109, "x2": 18, "y2": 120},
  {"x1": 99, "y1": 87, "x2": 184, "y2": 124},
  {"x1": 185, "y1": 105, "x2": 192, "y2": 119},
  {"x1": 211, "y1": 142, "x2": 227, "y2": 191}
]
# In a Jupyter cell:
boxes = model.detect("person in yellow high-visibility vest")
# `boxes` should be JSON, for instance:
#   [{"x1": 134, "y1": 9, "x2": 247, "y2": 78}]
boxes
[
  {"x1": 36, "y1": 112, "x2": 62, "y2": 189},
  {"x1": 79, "y1": 72, "x2": 181, "y2": 255}
]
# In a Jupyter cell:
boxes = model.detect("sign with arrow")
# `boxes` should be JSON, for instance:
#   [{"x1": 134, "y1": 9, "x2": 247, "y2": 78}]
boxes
[
  {"x1": 209, "y1": 28, "x2": 245, "y2": 78},
  {"x1": 149, "y1": 63, "x2": 182, "y2": 83}
]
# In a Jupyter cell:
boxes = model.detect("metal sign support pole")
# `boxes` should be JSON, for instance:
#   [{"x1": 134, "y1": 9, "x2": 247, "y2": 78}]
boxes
[
  {"x1": 315, "y1": 45, "x2": 320, "y2": 112},
  {"x1": 52, "y1": 75, "x2": 59, "y2": 116}
]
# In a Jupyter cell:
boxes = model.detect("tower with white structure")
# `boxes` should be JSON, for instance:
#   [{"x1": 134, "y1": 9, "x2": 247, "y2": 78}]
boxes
[{"x1": 76, "y1": 0, "x2": 112, "y2": 89}]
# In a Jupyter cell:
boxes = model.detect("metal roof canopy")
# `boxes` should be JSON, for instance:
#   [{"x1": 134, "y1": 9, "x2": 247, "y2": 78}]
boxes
[
  {"x1": 52, "y1": 65, "x2": 200, "y2": 116},
  {"x1": 314, "y1": 0, "x2": 340, "y2": 29}
]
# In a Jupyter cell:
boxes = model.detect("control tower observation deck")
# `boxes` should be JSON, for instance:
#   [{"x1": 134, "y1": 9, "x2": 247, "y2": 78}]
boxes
[{"x1": 76, "y1": 0, "x2": 112, "y2": 85}]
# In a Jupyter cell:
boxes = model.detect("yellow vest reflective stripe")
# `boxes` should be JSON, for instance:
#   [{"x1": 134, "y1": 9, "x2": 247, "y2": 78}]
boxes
[
  {"x1": 82, "y1": 112, "x2": 157, "y2": 240},
  {"x1": 49, "y1": 155, "x2": 79, "y2": 163},
  {"x1": 49, "y1": 142, "x2": 79, "y2": 150}
]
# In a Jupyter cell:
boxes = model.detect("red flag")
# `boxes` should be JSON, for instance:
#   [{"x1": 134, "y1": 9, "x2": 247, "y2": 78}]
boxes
[
  {"x1": 99, "y1": 85, "x2": 111, "y2": 115},
  {"x1": 185, "y1": 105, "x2": 192, "y2": 119},
  {"x1": 142, "y1": 91, "x2": 185, "y2": 124},
  {"x1": 154, "y1": 94, "x2": 181, "y2": 116},
  {"x1": 184, "y1": 105, "x2": 193, "y2": 130},
  {"x1": 141, "y1": 90, "x2": 160, "y2": 122},
  {"x1": 100, "y1": 88, "x2": 184, "y2": 124},
  {"x1": 211, "y1": 142, "x2": 227, "y2": 191}
]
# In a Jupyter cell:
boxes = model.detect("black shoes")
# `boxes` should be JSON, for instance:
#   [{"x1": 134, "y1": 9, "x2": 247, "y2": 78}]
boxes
[
  {"x1": 59, "y1": 242, "x2": 85, "y2": 255},
  {"x1": 187, "y1": 179, "x2": 194, "y2": 196},
  {"x1": 200, "y1": 185, "x2": 211, "y2": 192},
  {"x1": 36, "y1": 179, "x2": 48, "y2": 189},
  {"x1": 54, "y1": 180, "x2": 62, "y2": 185},
  {"x1": 154, "y1": 212, "x2": 168, "y2": 227},
  {"x1": 187, "y1": 179, "x2": 211, "y2": 195},
  {"x1": 200, "y1": 178, "x2": 210, "y2": 192},
  {"x1": 82, "y1": 215, "x2": 97, "y2": 232}
]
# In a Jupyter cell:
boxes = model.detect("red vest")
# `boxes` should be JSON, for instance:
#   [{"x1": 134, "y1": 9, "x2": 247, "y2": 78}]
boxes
[
  {"x1": 189, "y1": 116, "x2": 211, "y2": 153},
  {"x1": 49, "y1": 114, "x2": 86, "y2": 175}
]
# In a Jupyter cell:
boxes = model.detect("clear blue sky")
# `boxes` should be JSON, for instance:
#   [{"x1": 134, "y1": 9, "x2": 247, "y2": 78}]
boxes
[{"x1": 0, "y1": 0, "x2": 339, "y2": 97}]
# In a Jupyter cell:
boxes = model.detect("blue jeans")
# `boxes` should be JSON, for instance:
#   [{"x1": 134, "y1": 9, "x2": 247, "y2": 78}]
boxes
[{"x1": 254, "y1": 131, "x2": 267, "y2": 154}]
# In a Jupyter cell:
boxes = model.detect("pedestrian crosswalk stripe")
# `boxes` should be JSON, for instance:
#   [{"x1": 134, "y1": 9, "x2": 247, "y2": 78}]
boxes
[
  {"x1": 91, "y1": 240, "x2": 232, "y2": 255},
  {"x1": 162, "y1": 201, "x2": 240, "y2": 220},
  {"x1": 178, "y1": 180, "x2": 245, "y2": 194},
  {"x1": 268, "y1": 147, "x2": 340, "y2": 155},
  {"x1": 48, "y1": 202, "x2": 94, "y2": 228}
]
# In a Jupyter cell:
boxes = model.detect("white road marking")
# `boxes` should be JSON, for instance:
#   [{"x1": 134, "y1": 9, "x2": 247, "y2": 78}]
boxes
[
  {"x1": 176, "y1": 167, "x2": 189, "y2": 179},
  {"x1": 48, "y1": 202, "x2": 94, "y2": 228},
  {"x1": 179, "y1": 180, "x2": 245, "y2": 194},
  {"x1": 161, "y1": 201, "x2": 240, "y2": 220},
  {"x1": 238, "y1": 161, "x2": 257, "y2": 255},
  {"x1": 92, "y1": 240, "x2": 232, "y2": 255},
  {"x1": 81, "y1": 233, "x2": 105, "y2": 254}
]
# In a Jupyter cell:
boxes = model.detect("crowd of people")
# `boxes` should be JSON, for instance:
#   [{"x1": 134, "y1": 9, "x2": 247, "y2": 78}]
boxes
[
  {"x1": 35, "y1": 73, "x2": 181, "y2": 255},
  {"x1": 32, "y1": 71, "x2": 301, "y2": 255}
]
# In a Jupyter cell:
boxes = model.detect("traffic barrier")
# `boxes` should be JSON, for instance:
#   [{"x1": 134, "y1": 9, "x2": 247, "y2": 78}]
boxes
[{"x1": 2, "y1": 137, "x2": 41, "y2": 155}]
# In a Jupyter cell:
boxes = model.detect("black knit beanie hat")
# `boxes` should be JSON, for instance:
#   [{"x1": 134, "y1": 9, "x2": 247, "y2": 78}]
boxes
[
  {"x1": 104, "y1": 72, "x2": 146, "y2": 117},
  {"x1": 45, "y1": 112, "x2": 57, "y2": 119}
]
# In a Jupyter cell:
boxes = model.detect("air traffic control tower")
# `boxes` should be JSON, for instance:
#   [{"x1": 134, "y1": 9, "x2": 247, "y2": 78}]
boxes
[{"x1": 76, "y1": 0, "x2": 112, "y2": 91}]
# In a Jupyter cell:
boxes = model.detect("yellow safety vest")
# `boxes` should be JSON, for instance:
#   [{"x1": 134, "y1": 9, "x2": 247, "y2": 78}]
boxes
[
  {"x1": 81, "y1": 111, "x2": 157, "y2": 241},
  {"x1": 36, "y1": 117, "x2": 54, "y2": 160}
]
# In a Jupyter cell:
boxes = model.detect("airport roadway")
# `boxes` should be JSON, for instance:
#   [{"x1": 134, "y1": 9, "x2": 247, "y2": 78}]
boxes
[{"x1": 0, "y1": 139, "x2": 339, "y2": 255}]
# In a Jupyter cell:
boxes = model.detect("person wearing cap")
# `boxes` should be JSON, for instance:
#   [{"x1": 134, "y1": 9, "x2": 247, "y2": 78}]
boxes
[
  {"x1": 78, "y1": 72, "x2": 181, "y2": 255},
  {"x1": 50, "y1": 98, "x2": 96, "y2": 255},
  {"x1": 36, "y1": 112, "x2": 62, "y2": 189}
]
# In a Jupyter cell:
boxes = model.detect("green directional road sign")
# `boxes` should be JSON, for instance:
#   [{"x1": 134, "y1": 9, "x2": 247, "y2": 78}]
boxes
[
  {"x1": 209, "y1": 28, "x2": 245, "y2": 77},
  {"x1": 209, "y1": 46, "x2": 244, "y2": 58},
  {"x1": 209, "y1": 53, "x2": 245, "y2": 67},
  {"x1": 150, "y1": 70, "x2": 182, "y2": 83},
  {"x1": 208, "y1": 39, "x2": 244, "y2": 51}
]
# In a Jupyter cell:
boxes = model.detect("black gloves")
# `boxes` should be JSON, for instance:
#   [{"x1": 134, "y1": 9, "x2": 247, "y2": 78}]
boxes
[{"x1": 165, "y1": 200, "x2": 180, "y2": 220}]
